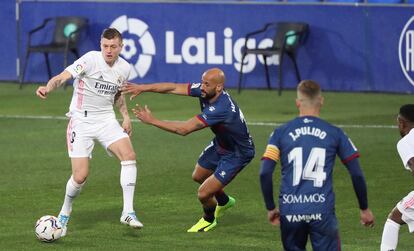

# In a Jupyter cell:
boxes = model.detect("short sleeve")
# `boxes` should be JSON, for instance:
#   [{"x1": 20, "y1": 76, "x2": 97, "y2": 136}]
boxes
[
  {"x1": 337, "y1": 129, "x2": 359, "y2": 164},
  {"x1": 188, "y1": 82, "x2": 202, "y2": 97},
  {"x1": 125, "y1": 65, "x2": 131, "y2": 81},
  {"x1": 262, "y1": 130, "x2": 281, "y2": 162},
  {"x1": 397, "y1": 131, "x2": 414, "y2": 170},
  {"x1": 65, "y1": 52, "x2": 93, "y2": 78},
  {"x1": 196, "y1": 106, "x2": 227, "y2": 127}
]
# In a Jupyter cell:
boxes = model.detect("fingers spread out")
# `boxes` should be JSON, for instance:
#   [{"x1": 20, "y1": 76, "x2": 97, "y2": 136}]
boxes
[
  {"x1": 134, "y1": 103, "x2": 143, "y2": 111},
  {"x1": 129, "y1": 94, "x2": 137, "y2": 101},
  {"x1": 132, "y1": 104, "x2": 144, "y2": 116}
]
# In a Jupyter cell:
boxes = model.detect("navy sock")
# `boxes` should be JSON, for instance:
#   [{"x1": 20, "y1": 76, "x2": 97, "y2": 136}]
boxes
[
  {"x1": 215, "y1": 190, "x2": 229, "y2": 206},
  {"x1": 203, "y1": 206, "x2": 216, "y2": 223}
]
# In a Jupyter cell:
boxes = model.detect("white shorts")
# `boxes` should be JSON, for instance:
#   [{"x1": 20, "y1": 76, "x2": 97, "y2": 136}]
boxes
[
  {"x1": 396, "y1": 190, "x2": 414, "y2": 233},
  {"x1": 66, "y1": 116, "x2": 129, "y2": 158}
]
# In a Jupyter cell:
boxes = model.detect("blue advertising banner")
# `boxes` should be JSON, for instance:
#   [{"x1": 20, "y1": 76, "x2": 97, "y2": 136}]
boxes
[
  {"x1": 13, "y1": 1, "x2": 414, "y2": 93},
  {"x1": 0, "y1": 0, "x2": 17, "y2": 81}
]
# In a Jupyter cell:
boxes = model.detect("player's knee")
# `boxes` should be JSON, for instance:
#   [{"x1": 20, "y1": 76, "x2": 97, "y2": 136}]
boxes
[
  {"x1": 122, "y1": 151, "x2": 136, "y2": 161},
  {"x1": 72, "y1": 174, "x2": 87, "y2": 184},
  {"x1": 388, "y1": 207, "x2": 403, "y2": 223},
  {"x1": 192, "y1": 172, "x2": 204, "y2": 183},
  {"x1": 197, "y1": 190, "x2": 208, "y2": 203},
  {"x1": 197, "y1": 187, "x2": 213, "y2": 203}
]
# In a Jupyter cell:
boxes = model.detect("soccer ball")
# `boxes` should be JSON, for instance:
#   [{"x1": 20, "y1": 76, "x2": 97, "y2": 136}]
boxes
[{"x1": 34, "y1": 215, "x2": 63, "y2": 242}]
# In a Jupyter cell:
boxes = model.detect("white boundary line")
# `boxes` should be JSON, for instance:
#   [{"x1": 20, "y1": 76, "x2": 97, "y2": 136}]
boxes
[{"x1": 0, "y1": 114, "x2": 397, "y2": 129}]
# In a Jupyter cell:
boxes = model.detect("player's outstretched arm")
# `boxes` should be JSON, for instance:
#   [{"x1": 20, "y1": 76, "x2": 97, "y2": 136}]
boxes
[
  {"x1": 35, "y1": 70, "x2": 72, "y2": 99},
  {"x1": 121, "y1": 82, "x2": 188, "y2": 100},
  {"x1": 132, "y1": 103, "x2": 206, "y2": 136}
]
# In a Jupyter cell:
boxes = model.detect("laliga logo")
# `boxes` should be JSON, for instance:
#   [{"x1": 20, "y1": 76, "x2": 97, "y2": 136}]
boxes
[
  {"x1": 110, "y1": 15, "x2": 156, "y2": 79},
  {"x1": 399, "y1": 16, "x2": 414, "y2": 87}
]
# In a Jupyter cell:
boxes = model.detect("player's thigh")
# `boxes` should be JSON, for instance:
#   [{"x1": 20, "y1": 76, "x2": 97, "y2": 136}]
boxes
[
  {"x1": 397, "y1": 190, "x2": 414, "y2": 232},
  {"x1": 193, "y1": 164, "x2": 214, "y2": 183},
  {"x1": 107, "y1": 137, "x2": 136, "y2": 161},
  {"x1": 279, "y1": 217, "x2": 308, "y2": 251},
  {"x1": 197, "y1": 141, "x2": 220, "y2": 171},
  {"x1": 67, "y1": 118, "x2": 95, "y2": 158},
  {"x1": 97, "y1": 119, "x2": 133, "y2": 160},
  {"x1": 309, "y1": 213, "x2": 340, "y2": 251},
  {"x1": 214, "y1": 154, "x2": 252, "y2": 185}
]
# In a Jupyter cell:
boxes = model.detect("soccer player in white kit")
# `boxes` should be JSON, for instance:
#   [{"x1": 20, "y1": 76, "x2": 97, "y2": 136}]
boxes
[
  {"x1": 381, "y1": 104, "x2": 414, "y2": 251},
  {"x1": 35, "y1": 28, "x2": 143, "y2": 236}
]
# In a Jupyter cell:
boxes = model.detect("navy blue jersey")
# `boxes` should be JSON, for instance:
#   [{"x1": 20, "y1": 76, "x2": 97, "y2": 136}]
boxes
[
  {"x1": 187, "y1": 83, "x2": 254, "y2": 157},
  {"x1": 262, "y1": 116, "x2": 359, "y2": 215}
]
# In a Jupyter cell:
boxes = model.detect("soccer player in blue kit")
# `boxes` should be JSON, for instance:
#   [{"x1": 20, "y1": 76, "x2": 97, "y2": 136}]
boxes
[
  {"x1": 259, "y1": 80, "x2": 375, "y2": 250},
  {"x1": 122, "y1": 68, "x2": 255, "y2": 232}
]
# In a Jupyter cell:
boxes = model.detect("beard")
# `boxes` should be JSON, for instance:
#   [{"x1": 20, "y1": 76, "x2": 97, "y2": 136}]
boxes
[{"x1": 201, "y1": 90, "x2": 216, "y2": 100}]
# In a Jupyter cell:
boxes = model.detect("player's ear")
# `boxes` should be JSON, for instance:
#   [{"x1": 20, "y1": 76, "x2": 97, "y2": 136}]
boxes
[
  {"x1": 320, "y1": 96, "x2": 324, "y2": 106},
  {"x1": 295, "y1": 99, "x2": 301, "y2": 108}
]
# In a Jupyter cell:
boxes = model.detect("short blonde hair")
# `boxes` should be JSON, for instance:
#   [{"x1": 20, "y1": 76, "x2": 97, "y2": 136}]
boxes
[
  {"x1": 101, "y1": 28, "x2": 123, "y2": 41},
  {"x1": 297, "y1": 80, "x2": 321, "y2": 99}
]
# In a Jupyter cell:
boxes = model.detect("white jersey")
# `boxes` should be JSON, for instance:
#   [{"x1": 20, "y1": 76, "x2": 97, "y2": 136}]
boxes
[
  {"x1": 65, "y1": 51, "x2": 131, "y2": 118},
  {"x1": 397, "y1": 128, "x2": 414, "y2": 171}
]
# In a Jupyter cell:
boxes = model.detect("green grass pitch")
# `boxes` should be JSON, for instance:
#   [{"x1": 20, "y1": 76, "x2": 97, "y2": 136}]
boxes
[{"x1": 0, "y1": 82, "x2": 413, "y2": 250}]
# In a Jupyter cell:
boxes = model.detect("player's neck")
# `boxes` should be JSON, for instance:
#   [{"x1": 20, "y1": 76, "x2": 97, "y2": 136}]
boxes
[
  {"x1": 105, "y1": 57, "x2": 118, "y2": 67},
  {"x1": 207, "y1": 91, "x2": 222, "y2": 104},
  {"x1": 403, "y1": 126, "x2": 414, "y2": 136},
  {"x1": 299, "y1": 108, "x2": 320, "y2": 117}
]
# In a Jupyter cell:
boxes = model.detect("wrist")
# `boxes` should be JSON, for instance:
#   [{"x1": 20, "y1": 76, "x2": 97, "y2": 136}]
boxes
[{"x1": 267, "y1": 206, "x2": 276, "y2": 211}]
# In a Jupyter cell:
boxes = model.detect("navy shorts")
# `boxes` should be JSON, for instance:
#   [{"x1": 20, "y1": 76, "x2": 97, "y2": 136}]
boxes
[
  {"x1": 280, "y1": 212, "x2": 341, "y2": 251},
  {"x1": 197, "y1": 142, "x2": 253, "y2": 185}
]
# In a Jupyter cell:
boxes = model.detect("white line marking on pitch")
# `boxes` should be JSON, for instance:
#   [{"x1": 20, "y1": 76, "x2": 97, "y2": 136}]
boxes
[{"x1": 0, "y1": 114, "x2": 397, "y2": 129}]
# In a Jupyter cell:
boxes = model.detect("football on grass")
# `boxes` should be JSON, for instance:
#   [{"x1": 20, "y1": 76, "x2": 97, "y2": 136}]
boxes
[{"x1": 34, "y1": 215, "x2": 62, "y2": 242}]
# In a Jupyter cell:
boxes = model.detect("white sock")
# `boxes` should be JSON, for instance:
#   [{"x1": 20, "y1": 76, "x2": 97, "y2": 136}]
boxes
[
  {"x1": 60, "y1": 176, "x2": 84, "y2": 216},
  {"x1": 381, "y1": 219, "x2": 401, "y2": 251},
  {"x1": 120, "y1": 160, "x2": 137, "y2": 214}
]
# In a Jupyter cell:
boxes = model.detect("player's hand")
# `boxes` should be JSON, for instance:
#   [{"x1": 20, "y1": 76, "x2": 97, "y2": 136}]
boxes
[
  {"x1": 267, "y1": 208, "x2": 280, "y2": 226},
  {"x1": 36, "y1": 86, "x2": 49, "y2": 99},
  {"x1": 132, "y1": 104, "x2": 154, "y2": 124},
  {"x1": 121, "y1": 82, "x2": 144, "y2": 100},
  {"x1": 360, "y1": 208, "x2": 375, "y2": 228},
  {"x1": 122, "y1": 117, "x2": 132, "y2": 136}
]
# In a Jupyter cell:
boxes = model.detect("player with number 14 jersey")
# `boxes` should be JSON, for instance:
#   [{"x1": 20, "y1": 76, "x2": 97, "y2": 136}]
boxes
[{"x1": 263, "y1": 116, "x2": 358, "y2": 216}]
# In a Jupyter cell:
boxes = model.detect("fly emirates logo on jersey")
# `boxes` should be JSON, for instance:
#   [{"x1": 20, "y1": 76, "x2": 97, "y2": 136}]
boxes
[{"x1": 94, "y1": 81, "x2": 118, "y2": 95}]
